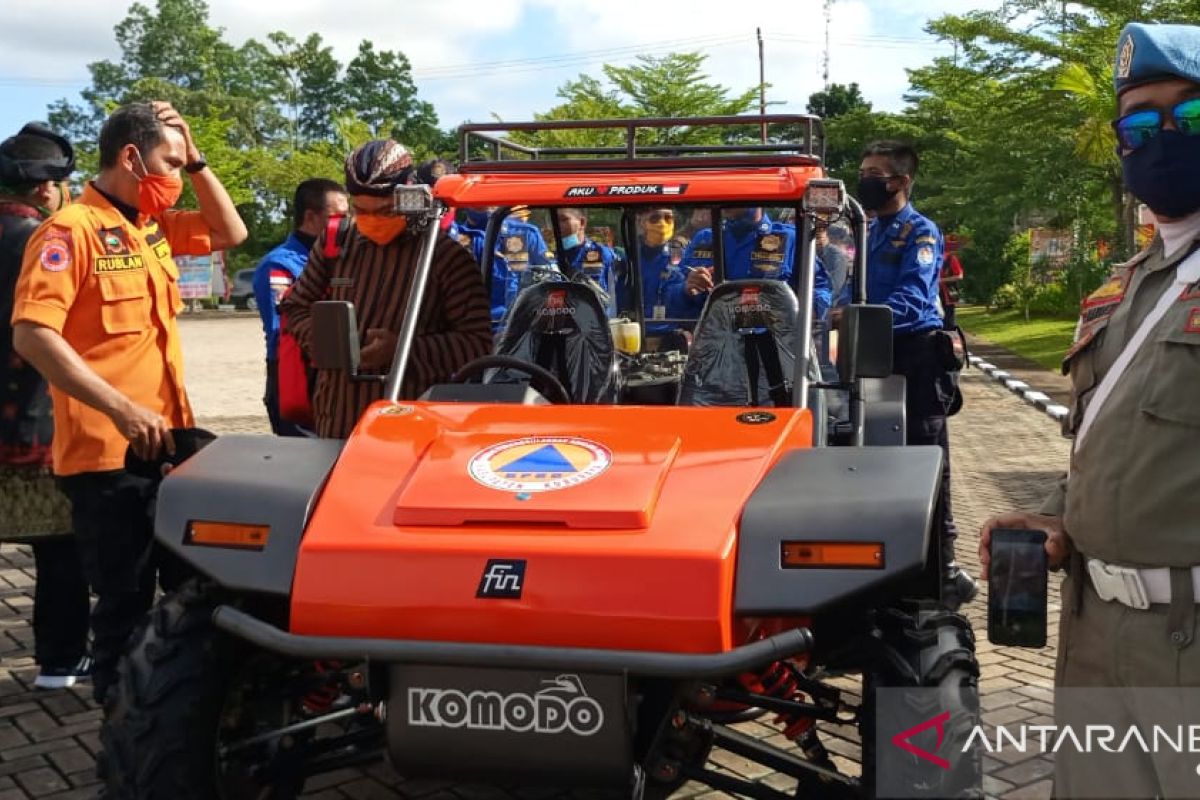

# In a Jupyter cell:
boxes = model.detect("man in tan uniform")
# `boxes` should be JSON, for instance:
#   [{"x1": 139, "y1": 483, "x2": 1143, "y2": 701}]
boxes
[{"x1": 981, "y1": 23, "x2": 1200, "y2": 797}]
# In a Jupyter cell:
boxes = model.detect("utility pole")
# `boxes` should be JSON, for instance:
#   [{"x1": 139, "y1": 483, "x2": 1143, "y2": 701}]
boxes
[
  {"x1": 823, "y1": 0, "x2": 834, "y2": 90},
  {"x1": 757, "y1": 27, "x2": 767, "y2": 143}
]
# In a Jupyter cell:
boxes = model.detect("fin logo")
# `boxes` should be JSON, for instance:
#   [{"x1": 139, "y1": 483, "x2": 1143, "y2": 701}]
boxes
[
  {"x1": 469, "y1": 436, "x2": 611, "y2": 493},
  {"x1": 477, "y1": 559, "x2": 526, "y2": 599},
  {"x1": 892, "y1": 711, "x2": 952, "y2": 770}
]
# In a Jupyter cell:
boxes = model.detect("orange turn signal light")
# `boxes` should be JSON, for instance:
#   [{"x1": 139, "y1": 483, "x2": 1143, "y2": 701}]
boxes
[
  {"x1": 186, "y1": 521, "x2": 270, "y2": 551},
  {"x1": 781, "y1": 541, "x2": 884, "y2": 569}
]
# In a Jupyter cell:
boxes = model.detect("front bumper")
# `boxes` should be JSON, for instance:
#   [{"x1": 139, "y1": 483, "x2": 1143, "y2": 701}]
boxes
[{"x1": 212, "y1": 605, "x2": 812, "y2": 678}]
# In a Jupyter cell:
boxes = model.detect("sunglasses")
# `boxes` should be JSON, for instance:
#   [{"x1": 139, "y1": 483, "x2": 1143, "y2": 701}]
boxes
[
  {"x1": 646, "y1": 211, "x2": 674, "y2": 223},
  {"x1": 1112, "y1": 96, "x2": 1200, "y2": 152}
]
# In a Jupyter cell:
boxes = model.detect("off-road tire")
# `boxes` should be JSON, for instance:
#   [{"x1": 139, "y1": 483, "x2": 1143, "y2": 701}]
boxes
[
  {"x1": 859, "y1": 602, "x2": 981, "y2": 799},
  {"x1": 97, "y1": 578, "x2": 297, "y2": 799}
]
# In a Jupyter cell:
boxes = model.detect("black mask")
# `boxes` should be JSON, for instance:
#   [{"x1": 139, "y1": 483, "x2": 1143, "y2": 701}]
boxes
[
  {"x1": 294, "y1": 230, "x2": 318, "y2": 251},
  {"x1": 1122, "y1": 130, "x2": 1200, "y2": 219},
  {"x1": 857, "y1": 175, "x2": 899, "y2": 212}
]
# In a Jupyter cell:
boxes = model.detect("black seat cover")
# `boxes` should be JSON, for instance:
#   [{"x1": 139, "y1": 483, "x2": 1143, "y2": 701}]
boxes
[
  {"x1": 496, "y1": 281, "x2": 616, "y2": 404},
  {"x1": 678, "y1": 280, "x2": 799, "y2": 407}
]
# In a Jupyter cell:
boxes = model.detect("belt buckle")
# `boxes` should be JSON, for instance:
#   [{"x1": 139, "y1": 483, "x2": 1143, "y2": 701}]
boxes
[{"x1": 1088, "y1": 559, "x2": 1150, "y2": 610}]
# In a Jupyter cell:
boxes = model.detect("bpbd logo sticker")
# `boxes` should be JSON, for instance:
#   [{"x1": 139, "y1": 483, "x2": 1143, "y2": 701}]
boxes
[{"x1": 469, "y1": 437, "x2": 611, "y2": 493}]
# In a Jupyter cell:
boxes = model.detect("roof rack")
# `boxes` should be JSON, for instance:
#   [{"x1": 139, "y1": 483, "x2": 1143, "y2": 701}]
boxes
[{"x1": 456, "y1": 115, "x2": 824, "y2": 173}]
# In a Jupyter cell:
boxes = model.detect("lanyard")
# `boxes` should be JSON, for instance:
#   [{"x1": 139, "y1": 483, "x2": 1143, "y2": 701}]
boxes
[{"x1": 1075, "y1": 249, "x2": 1200, "y2": 450}]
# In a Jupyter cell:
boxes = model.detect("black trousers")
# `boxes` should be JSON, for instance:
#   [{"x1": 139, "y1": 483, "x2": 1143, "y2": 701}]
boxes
[
  {"x1": 893, "y1": 331, "x2": 959, "y2": 561},
  {"x1": 31, "y1": 536, "x2": 90, "y2": 667},
  {"x1": 58, "y1": 470, "x2": 191, "y2": 705},
  {"x1": 942, "y1": 304, "x2": 957, "y2": 330},
  {"x1": 265, "y1": 357, "x2": 308, "y2": 438}
]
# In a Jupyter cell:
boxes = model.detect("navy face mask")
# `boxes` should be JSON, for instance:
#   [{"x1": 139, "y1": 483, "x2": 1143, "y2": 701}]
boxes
[
  {"x1": 726, "y1": 209, "x2": 759, "y2": 238},
  {"x1": 856, "y1": 176, "x2": 898, "y2": 212},
  {"x1": 1122, "y1": 130, "x2": 1200, "y2": 219}
]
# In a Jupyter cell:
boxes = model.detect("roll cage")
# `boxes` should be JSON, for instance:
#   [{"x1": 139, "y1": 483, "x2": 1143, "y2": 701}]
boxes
[{"x1": 367, "y1": 116, "x2": 873, "y2": 436}]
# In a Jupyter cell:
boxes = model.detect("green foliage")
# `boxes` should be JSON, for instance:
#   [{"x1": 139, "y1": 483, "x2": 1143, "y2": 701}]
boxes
[
  {"x1": 809, "y1": 0, "x2": 1200, "y2": 313},
  {"x1": 44, "y1": 0, "x2": 1200, "y2": 315},
  {"x1": 46, "y1": 0, "x2": 452, "y2": 270},
  {"x1": 806, "y1": 83, "x2": 871, "y2": 120},
  {"x1": 999, "y1": 231, "x2": 1042, "y2": 321},
  {"x1": 956, "y1": 306, "x2": 1077, "y2": 371},
  {"x1": 510, "y1": 53, "x2": 761, "y2": 150}
]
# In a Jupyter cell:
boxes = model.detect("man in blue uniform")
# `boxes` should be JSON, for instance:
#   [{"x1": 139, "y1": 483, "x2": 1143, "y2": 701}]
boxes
[
  {"x1": 557, "y1": 208, "x2": 619, "y2": 314},
  {"x1": 621, "y1": 207, "x2": 684, "y2": 334},
  {"x1": 252, "y1": 177, "x2": 347, "y2": 436},
  {"x1": 668, "y1": 207, "x2": 832, "y2": 321},
  {"x1": 452, "y1": 208, "x2": 550, "y2": 323},
  {"x1": 855, "y1": 140, "x2": 973, "y2": 605}
]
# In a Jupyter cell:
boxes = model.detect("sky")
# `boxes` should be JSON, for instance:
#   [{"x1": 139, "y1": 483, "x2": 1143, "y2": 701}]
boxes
[{"x1": 0, "y1": 0, "x2": 1001, "y2": 141}]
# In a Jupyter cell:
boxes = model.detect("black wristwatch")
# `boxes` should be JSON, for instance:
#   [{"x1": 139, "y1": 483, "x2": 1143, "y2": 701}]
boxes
[{"x1": 184, "y1": 154, "x2": 207, "y2": 174}]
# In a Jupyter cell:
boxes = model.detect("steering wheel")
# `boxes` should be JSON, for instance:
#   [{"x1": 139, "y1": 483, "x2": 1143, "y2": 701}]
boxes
[{"x1": 451, "y1": 355, "x2": 572, "y2": 405}]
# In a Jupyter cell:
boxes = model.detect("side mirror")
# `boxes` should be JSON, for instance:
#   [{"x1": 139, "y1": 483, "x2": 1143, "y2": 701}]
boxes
[
  {"x1": 836, "y1": 304, "x2": 892, "y2": 381},
  {"x1": 311, "y1": 301, "x2": 361, "y2": 373}
]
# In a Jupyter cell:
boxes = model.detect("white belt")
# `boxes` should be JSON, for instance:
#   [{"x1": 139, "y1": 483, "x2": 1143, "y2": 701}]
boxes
[{"x1": 1087, "y1": 558, "x2": 1200, "y2": 610}]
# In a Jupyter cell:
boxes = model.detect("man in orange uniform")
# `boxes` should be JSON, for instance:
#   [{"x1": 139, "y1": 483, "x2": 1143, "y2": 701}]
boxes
[{"x1": 10, "y1": 101, "x2": 247, "y2": 704}]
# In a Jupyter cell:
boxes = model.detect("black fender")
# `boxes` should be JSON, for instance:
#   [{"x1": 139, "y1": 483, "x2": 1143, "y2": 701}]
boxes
[
  {"x1": 734, "y1": 445, "x2": 941, "y2": 614},
  {"x1": 154, "y1": 435, "x2": 343, "y2": 600},
  {"x1": 862, "y1": 375, "x2": 906, "y2": 446}
]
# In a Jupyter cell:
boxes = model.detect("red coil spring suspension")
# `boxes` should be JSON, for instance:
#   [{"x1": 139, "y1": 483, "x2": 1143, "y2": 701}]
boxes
[
  {"x1": 738, "y1": 659, "x2": 816, "y2": 741},
  {"x1": 301, "y1": 660, "x2": 344, "y2": 715}
]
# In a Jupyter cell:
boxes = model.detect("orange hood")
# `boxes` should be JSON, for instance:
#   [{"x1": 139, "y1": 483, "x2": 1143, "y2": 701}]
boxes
[{"x1": 290, "y1": 401, "x2": 811, "y2": 654}]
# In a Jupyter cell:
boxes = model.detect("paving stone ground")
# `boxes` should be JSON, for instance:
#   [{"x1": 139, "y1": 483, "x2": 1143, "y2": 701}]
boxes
[{"x1": 0, "y1": 316, "x2": 1072, "y2": 799}]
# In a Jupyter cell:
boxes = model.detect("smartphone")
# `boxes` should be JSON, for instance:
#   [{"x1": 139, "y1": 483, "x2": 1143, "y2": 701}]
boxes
[{"x1": 987, "y1": 528, "x2": 1048, "y2": 647}]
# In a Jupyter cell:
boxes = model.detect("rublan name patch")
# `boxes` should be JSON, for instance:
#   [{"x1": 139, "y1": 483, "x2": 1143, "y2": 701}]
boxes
[{"x1": 94, "y1": 255, "x2": 145, "y2": 273}]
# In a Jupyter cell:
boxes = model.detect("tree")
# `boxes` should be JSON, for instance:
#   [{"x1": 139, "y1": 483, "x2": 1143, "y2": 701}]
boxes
[
  {"x1": 343, "y1": 41, "x2": 442, "y2": 155},
  {"x1": 806, "y1": 82, "x2": 871, "y2": 120},
  {"x1": 295, "y1": 35, "x2": 346, "y2": 144},
  {"x1": 923, "y1": 0, "x2": 1200, "y2": 264},
  {"x1": 44, "y1": 0, "x2": 448, "y2": 273},
  {"x1": 517, "y1": 53, "x2": 761, "y2": 149}
]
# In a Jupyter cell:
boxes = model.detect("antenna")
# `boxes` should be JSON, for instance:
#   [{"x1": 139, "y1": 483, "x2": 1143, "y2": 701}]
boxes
[
  {"x1": 757, "y1": 27, "x2": 767, "y2": 143},
  {"x1": 823, "y1": 0, "x2": 834, "y2": 89}
]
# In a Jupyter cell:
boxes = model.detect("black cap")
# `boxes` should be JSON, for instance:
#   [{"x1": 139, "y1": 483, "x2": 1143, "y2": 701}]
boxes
[
  {"x1": 0, "y1": 122, "x2": 75, "y2": 184},
  {"x1": 414, "y1": 158, "x2": 453, "y2": 186}
]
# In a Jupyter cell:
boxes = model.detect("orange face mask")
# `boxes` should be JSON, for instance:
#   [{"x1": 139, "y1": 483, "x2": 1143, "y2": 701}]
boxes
[
  {"x1": 133, "y1": 150, "x2": 183, "y2": 216},
  {"x1": 356, "y1": 213, "x2": 408, "y2": 245}
]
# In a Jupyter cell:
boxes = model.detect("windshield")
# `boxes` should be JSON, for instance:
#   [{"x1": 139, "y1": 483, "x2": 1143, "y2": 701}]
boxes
[{"x1": 450, "y1": 202, "x2": 821, "y2": 345}]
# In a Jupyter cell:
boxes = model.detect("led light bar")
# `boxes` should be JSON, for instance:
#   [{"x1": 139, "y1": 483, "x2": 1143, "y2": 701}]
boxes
[
  {"x1": 802, "y1": 179, "x2": 846, "y2": 214},
  {"x1": 393, "y1": 184, "x2": 435, "y2": 216}
]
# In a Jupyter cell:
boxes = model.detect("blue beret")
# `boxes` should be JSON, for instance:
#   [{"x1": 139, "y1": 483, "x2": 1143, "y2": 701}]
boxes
[{"x1": 1115, "y1": 23, "x2": 1200, "y2": 95}]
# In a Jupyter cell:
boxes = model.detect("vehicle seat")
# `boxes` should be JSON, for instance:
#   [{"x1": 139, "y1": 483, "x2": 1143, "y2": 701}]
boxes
[
  {"x1": 495, "y1": 281, "x2": 618, "y2": 404},
  {"x1": 678, "y1": 280, "x2": 799, "y2": 407}
]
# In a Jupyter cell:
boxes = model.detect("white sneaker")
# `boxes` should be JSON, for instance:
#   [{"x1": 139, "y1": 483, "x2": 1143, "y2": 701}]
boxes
[{"x1": 34, "y1": 655, "x2": 93, "y2": 690}]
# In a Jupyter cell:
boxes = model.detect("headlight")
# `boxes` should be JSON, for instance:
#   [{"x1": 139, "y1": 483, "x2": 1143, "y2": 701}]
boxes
[
  {"x1": 802, "y1": 179, "x2": 846, "y2": 215},
  {"x1": 392, "y1": 184, "x2": 435, "y2": 216}
]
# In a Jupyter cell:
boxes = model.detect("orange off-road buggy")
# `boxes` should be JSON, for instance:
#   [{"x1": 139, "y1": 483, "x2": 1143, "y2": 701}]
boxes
[{"x1": 98, "y1": 117, "x2": 979, "y2": 799}]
